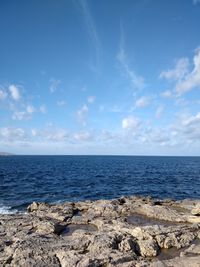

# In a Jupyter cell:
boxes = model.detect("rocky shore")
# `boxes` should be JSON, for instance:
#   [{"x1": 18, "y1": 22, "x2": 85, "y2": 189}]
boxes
[{"x1": 1, "y1": 196, "x2": 200, "y2": 266}]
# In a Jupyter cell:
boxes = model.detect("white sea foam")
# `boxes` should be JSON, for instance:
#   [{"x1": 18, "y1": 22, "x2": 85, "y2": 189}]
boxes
[{"x1": 0, "y1": 205, "x2": 18, "y2": 214}]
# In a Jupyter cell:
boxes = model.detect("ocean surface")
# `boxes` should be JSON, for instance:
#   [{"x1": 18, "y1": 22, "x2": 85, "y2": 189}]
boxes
[{"x1": 1, "y1": 155, "x2": 200, "y2": 214}]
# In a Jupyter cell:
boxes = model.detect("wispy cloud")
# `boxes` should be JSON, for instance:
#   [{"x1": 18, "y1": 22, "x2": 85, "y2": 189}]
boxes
[
  {"x1": 171, "y1": 111, "x2": 200, "y2": 143},
  {"x1": 135, "y1": 96, "x2": 150, "y2": 108},
  {"x1": 57, "y1": 100, "x2": 66, "y2": 107},
  {"x1": 160, "y1": 47, "x2": 200, "y2": 95},
  {"x1": 110, "y1": 105, "x2": 122, "y2": 113},
  {"x1": 39, "y1": 104, "x2": 47, "y2": 114},
  {"x1": 9, "y1": 85, "x2": 21, "y2": 101},
  {"x1": 117, "y1": 23, "x2": 145, "y2": 90},
  {"x1": 155, "y1": 105, "x2": 165, "y2": 119},
  {"x1": 0, "y1": 87, "x2": 7, "y2": 100},
  {"x1": 49, "y1": 79, "x2": 61, "y2": 93},
  {"x1": 0, "y1": 127, "x2": 26, "y2": 143},
  {"x1": 160, "y1": 90, "x2": 174, "y2": 98},
  {"x1": 76, "y1": 104, "x2": 89, "y2": 126},
  {"x1": 74, "y1": 131, "x2": 94, "y2": 141},
  {"x1": 193, "y1": 0, "x2": 200, "y2": 5},
  {"x1": 26, "y1": 104, "x2": 36, "y2": 114},
  {"x1": 12, "y1": 103, "x2": 45, "y2": 121},
  {"x1": 31, "y1": 127, "x2": 68, "y2": 142},
  {"x1": 160, "y1": 58, "x2": 189, "y2": 81},
  {"x1": 176, "y1": 48, "x2": 200, "y2": 95},
  {"x1": 45, "y1": 129, "x2": 68, "y2": 142},
  {"x1": 12, "y1": 111, "x2": 28, "y2": 121},
  {"x1": 78, "y1": 0, "x2": 101, "y2": 73},
  {"x1": 87, "y1": 95, "x2": 95, "y2": 104},
  {"x1": 122, "y1": 116, "x2": 141, "y2": 130}
]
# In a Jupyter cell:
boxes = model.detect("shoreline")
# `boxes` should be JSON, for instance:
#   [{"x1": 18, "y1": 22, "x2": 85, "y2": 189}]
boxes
[{"x1": 1, "y1": 195, "x2": 200, "y2": 266}]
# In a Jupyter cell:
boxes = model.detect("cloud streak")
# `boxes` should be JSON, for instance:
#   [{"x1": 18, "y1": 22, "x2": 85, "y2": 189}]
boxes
[
  {"x1": 117, "y1": 23, "x2": 145, "y2": 90},
  {"x1": 78, "y1": 0, "x2": 101, "y2": 72}
]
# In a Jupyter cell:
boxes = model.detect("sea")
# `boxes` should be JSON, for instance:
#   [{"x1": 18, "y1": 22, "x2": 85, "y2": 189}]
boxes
[{"x1": 1, "y1": 155, "x2": 200, "y2": 214}]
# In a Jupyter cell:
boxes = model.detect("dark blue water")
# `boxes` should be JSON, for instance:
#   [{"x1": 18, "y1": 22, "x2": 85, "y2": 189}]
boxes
[{"x1": 1, "y1": 156, "x2": 200, "y2": 213}]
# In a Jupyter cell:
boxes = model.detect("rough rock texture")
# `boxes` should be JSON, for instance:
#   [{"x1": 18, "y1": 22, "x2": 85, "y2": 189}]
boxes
[
  {"x1": 191, "y1": 203, "x2": 200, "y2": 216},
  {"x1": 1, "y1": 196, "x2": 200, "y2": 266}
]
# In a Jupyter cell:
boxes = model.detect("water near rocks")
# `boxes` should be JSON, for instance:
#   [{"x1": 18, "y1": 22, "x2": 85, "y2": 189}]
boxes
[{"x1": 1, "y1": 155, "x2": 200, "y2": 213}]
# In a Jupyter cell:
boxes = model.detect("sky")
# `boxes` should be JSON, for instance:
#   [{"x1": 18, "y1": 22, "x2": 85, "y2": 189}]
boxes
[{"x1": 0, "y1": 0, "x2": 200, "y2": 155}]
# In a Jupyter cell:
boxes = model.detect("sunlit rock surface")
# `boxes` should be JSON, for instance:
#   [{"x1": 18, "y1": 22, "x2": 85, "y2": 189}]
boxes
[{"x1": 1, "y1": 195, "x2": 200, "y2": 266}]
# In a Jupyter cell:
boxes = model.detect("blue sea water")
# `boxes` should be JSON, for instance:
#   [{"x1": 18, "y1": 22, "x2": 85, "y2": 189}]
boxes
[{"x1": 0, "y1": 155, "x2": 200, "y2": 213}]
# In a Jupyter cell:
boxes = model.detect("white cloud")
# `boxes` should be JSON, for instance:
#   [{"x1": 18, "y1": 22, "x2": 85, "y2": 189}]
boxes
[
  {"x1": 170, "y1": 112, "x2": 200, "y2": 144},
  {"x1": 176, "y1": 48, "x2": 200, "y2": 95},
  {"x1": 76, "y1": 104, "x2": 89, "y2": 125},
  {"x1": 149, "y1": 129, "x2": 170, "y2": 143},
  {"x1": 57, "y1": 100, "x2": 66, "y2": 106},
  {"x1": 160, "y1": 58, "x2": 189, "y2": 81},
  {"x1": 0, "y1": 127, "x2": 26, "y2": 142},
  {"x1": 9, "y1": 85, "x2": 20, "y2": 101},
  {"x1": 26, "y1": 105, "x2": 36, "y2": 114},
  {"x1": 160, "y1": 90, "x2": 173, "y2": 98},
  {"x1": 155, "y1": 105, "x2": 165, "y2": 119},
  {"x1": 46, "y1": 129, "x2": 68, "y2": 142},
  {"x1": 181, "y1": 112, "x2": 200, "y2": 126},
  {"x1": 39, "y1": 105, "x2": 47, "y2": 113},
  {"x1": 74, "y1": 131, "x2": 93, "y2": 141},
  {"x1": 0, "y1": 89, "x2": 7, "y2": 100},
  {"x1": 135, "y1": 97, "x2": 150, "y2": 108},
  {"x1": 160, "y1": 48, "x2": 200, "y2": 95},
  {"x1": 100, "y1": 129, "x2": 115, "y2": 141},
  {"x1": 49, "y1": 79, "x2": 61, "y2": 93},
  {"x1": 12, "y1": 103, "x2": 38, "y2": 120},
  {"x1": 87, "y1": 95, "x2": 95, "y2": 104},
  {"x1": 122, "y1": 116, "x2": 141, "y2": 130},
  {"x1": 12, "y1": 111, "x2": 27, "y2": 121},
  {"x1": 31, "y1": 129, "x2": 37, "y2": 137},
  {"x1": 33, "y1": 127, "x2": 68, "y2": 142},
  {"x1": 117, "y1": 23, "x2": 145, "y2": 90}
]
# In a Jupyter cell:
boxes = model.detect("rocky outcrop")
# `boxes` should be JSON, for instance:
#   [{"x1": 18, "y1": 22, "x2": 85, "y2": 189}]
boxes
[
  {"x1": 191, "y1": 203, "x2": 200, "y2": 216},
  {"x1": 1, "y1": 195, "x2": 200, "y2": 266}
]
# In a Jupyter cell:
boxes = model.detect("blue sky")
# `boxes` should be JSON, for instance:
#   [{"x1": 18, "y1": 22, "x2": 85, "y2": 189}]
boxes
[{"x1": 1, "y1": 0, "x2": 200, "y2": 155}]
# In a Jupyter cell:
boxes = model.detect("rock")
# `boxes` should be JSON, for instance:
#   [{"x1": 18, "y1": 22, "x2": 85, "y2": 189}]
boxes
[
  {"x1": 118, "y1": 237, "x2": 137, "y2": 253},
  {"x1": 182, "y1": 241, "x2": 200, "y2": 256},
  {"x1": 1, "y1": 195, "x2": 200, "y2": 266},
  {"x1": 191, "y1": 203, "x2": 200, "y2": 216},
  {"x1": 27, "y1": 202, "x2": 50, "y2": 212},
  {"x1": 137, "y1": 239, "x2": 159, "y2": 257},
  {"x1": 55, "y1": 250, "x2": 82, "y2": 267},
  {"x1": 89, "y1": 233, "x2": 120, "y2": 254},
  {"x1": 34, "y1": 220, "x2": 65, "y2": 235},
  {"x1": 134, "y1": 204, "x2": 186, "y2": 223}
]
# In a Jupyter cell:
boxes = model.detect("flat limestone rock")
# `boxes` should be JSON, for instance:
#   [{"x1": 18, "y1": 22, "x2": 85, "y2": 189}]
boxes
[{"x1": 1, "y1": 195, "x2": 200, "y2": 266}]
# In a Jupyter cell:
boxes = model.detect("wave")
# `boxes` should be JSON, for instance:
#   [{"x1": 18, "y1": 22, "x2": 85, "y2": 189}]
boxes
[{"x1": 0, "y1": 205, "x2": 18, "y2": 215}]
